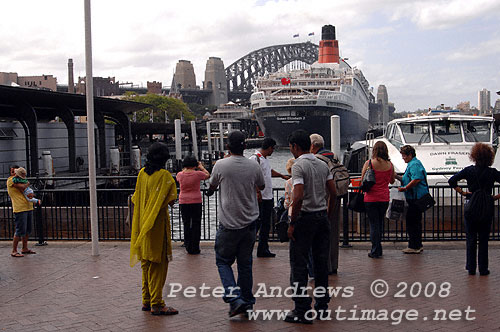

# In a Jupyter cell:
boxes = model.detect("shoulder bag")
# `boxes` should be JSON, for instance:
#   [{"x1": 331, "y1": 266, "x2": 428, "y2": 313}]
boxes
[
  {"x1": 361, "y1": 160, "x2": 376, "y2": 192},
  {"x1": 414, "y1": 178, "x2": 435, "y2": 212}
]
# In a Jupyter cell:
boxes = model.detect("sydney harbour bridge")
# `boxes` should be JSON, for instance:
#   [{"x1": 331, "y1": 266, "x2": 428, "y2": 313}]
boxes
[
  {"x1": 177, "y1": 42, "x2": 319, "y2": 104},
  {"x1": 226, "y1": 42, "x2": 318, "y2": 93}
]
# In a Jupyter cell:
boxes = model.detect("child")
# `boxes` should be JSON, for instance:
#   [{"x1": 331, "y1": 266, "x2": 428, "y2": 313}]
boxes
[{"x1": 13, "y1": 167, "x2": 41, "y2": 206}]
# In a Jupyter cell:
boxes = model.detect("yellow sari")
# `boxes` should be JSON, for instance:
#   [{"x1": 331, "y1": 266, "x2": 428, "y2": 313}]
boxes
[{"x1": 130, "y1": 168, "x2": 177, "y2": 267}]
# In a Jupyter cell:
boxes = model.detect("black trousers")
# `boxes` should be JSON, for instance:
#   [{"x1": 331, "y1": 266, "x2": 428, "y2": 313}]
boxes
[
  {"x1": 180, "y1": 203, "x2": 202, "y2": 254},
  {"x1": 289, "y1": 210, "x2": 331, "y2": 314},
  {"x1": 465, "y1": 217, "x2": 492, "y2": 273},
  {"x1": 256, "y1": 199, "x2": 273, "y2": 254},
  {"x1": 406, "y1": 200, "x2": 423, "y2": 249}
]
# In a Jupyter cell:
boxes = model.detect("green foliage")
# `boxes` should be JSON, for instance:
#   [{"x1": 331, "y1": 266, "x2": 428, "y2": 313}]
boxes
[{"x1": 123, "y1": 92, "x2": 195, "y2": 123}]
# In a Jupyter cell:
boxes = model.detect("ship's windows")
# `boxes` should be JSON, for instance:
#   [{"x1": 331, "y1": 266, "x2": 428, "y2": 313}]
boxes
[
  {"x1": 400, "y1": 123, "x2": 430, "y2": 144},
  {"x1": 464, "y1": 121, "x2": 491, "y2": 142},
  {"x1": 431, "y1": 121, "x2": 462, "y2": 143}
]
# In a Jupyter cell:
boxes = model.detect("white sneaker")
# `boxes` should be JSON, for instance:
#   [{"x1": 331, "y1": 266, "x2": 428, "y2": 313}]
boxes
[{"x1": 402, "y1": 247, "x2": 420, "y2": 254}]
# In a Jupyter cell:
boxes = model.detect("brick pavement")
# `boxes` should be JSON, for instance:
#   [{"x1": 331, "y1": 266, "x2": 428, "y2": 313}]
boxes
[{"x1": 1, "y1": 241, "x2": 499, "y2": 331}]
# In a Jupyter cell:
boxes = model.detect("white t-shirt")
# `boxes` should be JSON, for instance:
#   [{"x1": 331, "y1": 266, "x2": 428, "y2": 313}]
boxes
[{"x1": 249, "y1": 150, "x2": 273, "y2": 200}]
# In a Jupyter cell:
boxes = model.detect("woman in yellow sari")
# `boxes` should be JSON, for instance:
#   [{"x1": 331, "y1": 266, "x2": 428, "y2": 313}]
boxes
[{"x1": 130, "y1": 143, "x2": 178, "y2": 315}]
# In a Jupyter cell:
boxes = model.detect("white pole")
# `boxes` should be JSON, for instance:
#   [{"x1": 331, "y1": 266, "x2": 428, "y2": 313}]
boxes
[
  {"x1": 190, "y1": 121, "x2": 198, "y2": 159},
  {"x1": 174, "y1": 119, "x2": 182, "y2": 161},
  {"x1": 330, "y1": 115, "x2": 341, "y2": 159},
  {"x1": 206, "y1": 121, "x2": 212, "y2": 155},
  {"x1": 227, "y1": 123, "x2": 232, "y2": 133},
  {"x1": 84, "y1": 0, "x2": 99, "y2": 256},
  {"x1": 219, "y1": 122, "x2": 224, "y2": 153}
]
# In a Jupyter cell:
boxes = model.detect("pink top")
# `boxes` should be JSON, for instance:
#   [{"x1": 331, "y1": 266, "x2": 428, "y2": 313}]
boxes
[
  {"x1": 364, "y1": 164, "x2": 392, "y2": 202},
  {"x1": 176, "y1": 171, "x2": 207, "y2": 204}
]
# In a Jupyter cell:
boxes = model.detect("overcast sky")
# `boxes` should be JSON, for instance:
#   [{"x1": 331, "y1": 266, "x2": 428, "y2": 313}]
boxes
[{"x1": 1, "y1": 0, "x2": 499, "y2": 111}]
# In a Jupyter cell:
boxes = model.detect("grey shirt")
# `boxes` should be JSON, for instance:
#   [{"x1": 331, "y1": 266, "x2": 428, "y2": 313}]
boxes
[
  {"x1": 292, "y1": 153, "x2": 332, "y2": 212},
  {"x1": 209, "y1": 155, "x2": 265, "y2": 229}
]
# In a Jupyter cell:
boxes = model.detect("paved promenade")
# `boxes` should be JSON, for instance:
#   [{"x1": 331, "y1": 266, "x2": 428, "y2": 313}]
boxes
[{"x1": 1, "y1": 241, "x2": 499, "y2": 331}]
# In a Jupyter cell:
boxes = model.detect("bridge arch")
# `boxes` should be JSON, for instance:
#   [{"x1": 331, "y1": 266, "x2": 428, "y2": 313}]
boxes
[{"x1": 225, "y1": 42, "x2": 319, "y2": 92}]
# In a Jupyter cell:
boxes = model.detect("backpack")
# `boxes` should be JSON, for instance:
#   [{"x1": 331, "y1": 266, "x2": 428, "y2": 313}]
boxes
[
  {"x1": 315, "y1": 153, "x2": 350, "y2": 197},
  {"x1": 464, "y1": 168, "x2": 494, "y2": 223}
]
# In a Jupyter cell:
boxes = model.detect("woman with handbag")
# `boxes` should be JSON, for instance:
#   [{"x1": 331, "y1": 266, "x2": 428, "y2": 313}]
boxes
[
  {"x1": 396, "y1": 145, "x2": 429, "y2": 254},
  {"x1": 448, "y1": 143, "x2": 500, "y2": 276},
  {"x1": 361, "y1": 141, "x2": 395, "y2": 258}
]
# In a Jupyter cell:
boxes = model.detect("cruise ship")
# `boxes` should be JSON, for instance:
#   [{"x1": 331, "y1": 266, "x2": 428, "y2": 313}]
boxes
[{"x1": 250, "y1": 25, "x2": 372, "y2": 146}]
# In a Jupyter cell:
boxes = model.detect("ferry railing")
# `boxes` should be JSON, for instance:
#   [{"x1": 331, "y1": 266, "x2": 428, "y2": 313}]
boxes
[{"x1": 0, "y1": 176, "x2": 499, "y2": 243}]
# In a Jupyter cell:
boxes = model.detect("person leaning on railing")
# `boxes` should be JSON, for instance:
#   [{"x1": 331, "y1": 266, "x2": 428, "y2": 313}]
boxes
[
  {"x1": 448, "y1": 142, "x2": 500, "y2": 276},
  {"x1": 395, "y1": 145, "x2": 429, "y2": 255}
]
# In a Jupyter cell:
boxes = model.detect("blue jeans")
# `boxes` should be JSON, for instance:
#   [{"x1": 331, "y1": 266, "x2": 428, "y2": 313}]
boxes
[
  {"x1": 289, "y1": 210, "x2": 330, "y2": 313},
  {"x1": 215, "y1": 221, "x2": 256, "y2": 305},
  {"x1": 365, "y1": 202, "x2": 389, "y2": 257}
]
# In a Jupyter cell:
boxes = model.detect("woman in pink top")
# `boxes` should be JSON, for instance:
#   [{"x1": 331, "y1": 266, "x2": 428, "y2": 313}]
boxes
[
  {"x1": 176, "y1": 155, "x2": 210, "y2": 254},
  {"x1": 361, "y1": 141, "x2": 395, "y2": 258}
]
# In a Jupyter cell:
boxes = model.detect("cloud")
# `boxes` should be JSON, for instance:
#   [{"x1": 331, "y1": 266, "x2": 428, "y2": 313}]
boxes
[
  {"x1": 391, "y1": 0, "x2": 500, "y2": 30},
  {"x1": 446, "y1": 37, "x2": 500, "y2": 60}
]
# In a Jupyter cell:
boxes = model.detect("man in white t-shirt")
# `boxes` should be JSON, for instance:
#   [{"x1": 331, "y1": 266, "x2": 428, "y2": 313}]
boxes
[
  {"x1": 208, "y1": 131, "x2": 265, "y2": 318},
  {"x1": 249, "y1": 137, "x2": 289, "y2": 257}
]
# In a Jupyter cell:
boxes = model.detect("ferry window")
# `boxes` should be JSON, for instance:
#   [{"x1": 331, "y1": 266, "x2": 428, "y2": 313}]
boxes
[
  {"x1": 399, "y1": 123, "x2": 430, "y2": 143},
  {"x1": 464, "y1": 121, "x2": 491, "y2": 142},
  {"x1": 393, "y1": 126, "x2": 402, "y2": 143},
  {"x1": 385, "y1": 125, "x2": 393, "y2": 139},
  {"x1": 431, "y1": 121, "x2": 462, "y2": 143}
]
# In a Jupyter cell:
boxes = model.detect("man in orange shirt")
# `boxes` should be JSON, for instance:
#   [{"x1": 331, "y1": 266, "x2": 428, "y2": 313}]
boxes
[{"x1": 7, "y1": 165, "x2": 36, "y2": 257}]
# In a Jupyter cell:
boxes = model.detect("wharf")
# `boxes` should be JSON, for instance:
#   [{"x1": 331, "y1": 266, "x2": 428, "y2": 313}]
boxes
[{"x1": 1, "y1": 241, "x2": 499, "y2": 331}]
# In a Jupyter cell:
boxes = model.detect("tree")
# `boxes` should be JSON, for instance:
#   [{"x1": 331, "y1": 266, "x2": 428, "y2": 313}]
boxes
[{"x1": 123, "y1": 92, "x2": 195, "y2": 123}]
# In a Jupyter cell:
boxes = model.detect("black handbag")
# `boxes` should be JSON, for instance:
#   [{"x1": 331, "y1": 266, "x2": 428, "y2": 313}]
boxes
[
  {"x1": 274, "y1": 212, "x2": 290, "y2": 242},
  {"x1": 414, "y1": 178, "x2": 435, "y2": 213},
  {"x1": 361, "y1": 160, "x2": 376, "y2": 192},
  {"x1": 348, "y1": 191, "x2": 365, "y2": 212}
]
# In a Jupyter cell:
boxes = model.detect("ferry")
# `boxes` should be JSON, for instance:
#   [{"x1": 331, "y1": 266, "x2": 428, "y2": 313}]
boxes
[{"x1": 345, "y1": 110, "x2": 498, "y2": 185}]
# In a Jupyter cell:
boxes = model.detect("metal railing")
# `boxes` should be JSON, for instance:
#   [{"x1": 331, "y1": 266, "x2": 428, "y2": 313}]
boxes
[{"x1": 1, "y1": 176, "x2": 500, "y2": 243}]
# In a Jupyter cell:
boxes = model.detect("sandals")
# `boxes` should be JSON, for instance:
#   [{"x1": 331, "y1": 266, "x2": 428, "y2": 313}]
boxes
[
  {"x1": 11, "y1": 252, "x2": 24, "y2": 257},
  {"x1": 151, "y1": 306, "x2": 179, "y2": 316},
  {"x1": 142, "y1": 305, "x2": 151, "y2": 311},
  {"x1": 21, "y1": 249, "x2": 36, "y2": 255}
]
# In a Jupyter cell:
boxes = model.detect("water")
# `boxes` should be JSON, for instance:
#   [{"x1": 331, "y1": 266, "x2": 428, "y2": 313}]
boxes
[{"x1": 243, "y1": 147, "x2": 293, "y2": 189}]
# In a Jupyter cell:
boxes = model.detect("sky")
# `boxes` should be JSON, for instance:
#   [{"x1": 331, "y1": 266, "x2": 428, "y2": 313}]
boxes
[{"x1": 1, "y1": 0, "x2": 500, "y2": 112}]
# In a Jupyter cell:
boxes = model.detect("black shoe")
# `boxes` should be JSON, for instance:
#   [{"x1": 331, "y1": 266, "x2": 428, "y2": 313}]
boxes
[
  {"x1": 257, "y1": 251, "x2": 276, "y2": 258},
  {"x1": 328, "y1": 269, "x2": 337, "y2": 275},
  {"x1": 284, "y1": 310, "x2": 313, "y2": 324},
  {"x1": 480, "y1": 270, "x2": 490, "y2": 276},
  {"x1": 368, "y1": 253, "x2": 380, "y2": 258},
  {"x1": 468, "y1": 270, "x2": 476, "y2": 275},
  {"x1": 228, "y1": 300, "x2": 247, "y2": 317}
]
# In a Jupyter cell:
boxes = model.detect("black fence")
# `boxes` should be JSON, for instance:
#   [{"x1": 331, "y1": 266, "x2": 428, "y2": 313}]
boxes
[{"x1": 1, "y1": 176, "x2": 500, "y2": 243}]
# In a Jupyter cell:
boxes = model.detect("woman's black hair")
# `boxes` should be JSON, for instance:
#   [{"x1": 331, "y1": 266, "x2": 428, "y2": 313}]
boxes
[
  {"x1": 182, "y1": 155, "x2": 198, "y2": 168},
  {"x1": 144, "y1": 142, "x2": 170, "y2": 175}
]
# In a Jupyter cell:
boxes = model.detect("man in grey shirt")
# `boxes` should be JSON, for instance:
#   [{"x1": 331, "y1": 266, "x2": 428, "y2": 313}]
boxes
[
  {"x1": 207, "y1": 130, "x2": 265, "y2": 318},
  {"x1": 285, "y1": 129, "x2": 336, "y2": 324}
]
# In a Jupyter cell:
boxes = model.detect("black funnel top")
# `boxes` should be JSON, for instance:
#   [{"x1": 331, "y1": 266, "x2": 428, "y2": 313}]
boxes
[{"x1": 321, "y1": 25, "x2": 336, "y2": 40}]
